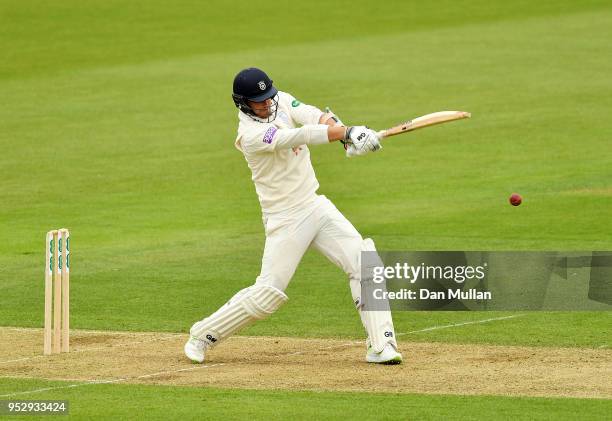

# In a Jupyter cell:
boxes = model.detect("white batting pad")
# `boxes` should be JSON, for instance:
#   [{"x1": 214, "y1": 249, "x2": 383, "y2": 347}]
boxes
[
  {"x1": 360, "y1": 309, "x2": 397, "y2": 353},
  {"x1": 190, "y1": 285, "x2": 288, "y2": 347},
  {"x1": 358, "y1": 238, "x2": 398, "y2": 353}
]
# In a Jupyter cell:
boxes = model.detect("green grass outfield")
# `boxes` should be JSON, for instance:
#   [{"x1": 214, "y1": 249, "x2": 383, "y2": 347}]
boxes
[
  {"x1": 1, "y1": 379, "x2": 611, "y2": 421},
  {"x1": 1, "y1": 0, "x2": 611, "y2": 418}
]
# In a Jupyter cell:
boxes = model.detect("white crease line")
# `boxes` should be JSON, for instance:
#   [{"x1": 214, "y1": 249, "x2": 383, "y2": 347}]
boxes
[
  {"x1": 1, "y1": 316, "x2": 524, "y2": 365},
  {"x1": 284, "y1": 316, "x2": 524, "y2": 356},
  {"x1": 0, "y1": 334, "x2": 179, "y2": 365},
  {"x1": 396, "y1": 314, "x2": 524, "y2": 336},
  {"x1": 0, "y1": 327, "x2": 183, "y2": 336},
  {"x1": 0, "y1": 315, "x2": 526, "y2": 396},
  {"x1": 1, "y1": 375, "x2": 97, "y2": 382},
  {"x1": 0, "y1": 330, "x2": 307, "y2": 364},
  {"x1": 0, "y1": 357, "x2": 33, "y2": 364},
  {"x1": 0, "y1": 330, "x2": 294, "y2": 365},
  {"x1": 0, "y1": 363, "x2": 225, "y2": 398}
]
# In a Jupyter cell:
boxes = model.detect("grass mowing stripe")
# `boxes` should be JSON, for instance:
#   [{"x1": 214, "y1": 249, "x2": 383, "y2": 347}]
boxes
[
  {"x1": 396, "y1": 314, "x2": 525, "y2": 336},
  {"x1": 0, "y1": 364, "x2": 224, "y2": 398},
  {"x1": 2, "y1": 0, "x2": 609, "y2": 80}
]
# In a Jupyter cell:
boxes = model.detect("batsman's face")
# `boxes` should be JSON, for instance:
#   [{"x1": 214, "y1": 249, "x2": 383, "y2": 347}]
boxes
[{"x1": 248, "y1": 98, "x2": 273, "y2": 118}]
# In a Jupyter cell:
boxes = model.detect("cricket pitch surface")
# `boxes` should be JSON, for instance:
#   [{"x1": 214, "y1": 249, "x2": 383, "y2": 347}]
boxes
[{"x1": 1, "y1": 327, "x2": 610, "y2": 399}]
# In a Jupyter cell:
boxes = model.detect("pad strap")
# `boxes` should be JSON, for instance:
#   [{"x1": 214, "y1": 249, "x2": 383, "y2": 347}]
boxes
[{"x1": 190, "y1": 285, "x2": 288, "y2": 347}]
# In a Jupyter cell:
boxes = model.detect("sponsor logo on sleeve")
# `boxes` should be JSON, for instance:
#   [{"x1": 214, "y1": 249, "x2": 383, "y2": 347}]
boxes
[
  {"x1": 263, "y1": 126, "x2": 277, "y2": 144},
  {"x1": 291, "y1": 99, "x2": 301, "y2": 107}
]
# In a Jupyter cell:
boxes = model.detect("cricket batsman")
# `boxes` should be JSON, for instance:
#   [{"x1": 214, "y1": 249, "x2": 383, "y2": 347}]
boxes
[{"x1": 185, "y1": 67, "x2": 402, "y2": 364}]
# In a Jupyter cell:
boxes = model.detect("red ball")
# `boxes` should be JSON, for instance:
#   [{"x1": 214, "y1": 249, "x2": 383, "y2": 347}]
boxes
[{"x1": 509, "y1": 193, "x2": 522, "y2": 206}]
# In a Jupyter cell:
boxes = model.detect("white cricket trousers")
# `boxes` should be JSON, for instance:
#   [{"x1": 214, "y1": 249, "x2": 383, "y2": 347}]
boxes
[
  {"x1": 256, "y1": 195, "x2": 362, "y2": 299},
  {"x1": 190, "y1": 194, "x2": 398, "y2": 353}
]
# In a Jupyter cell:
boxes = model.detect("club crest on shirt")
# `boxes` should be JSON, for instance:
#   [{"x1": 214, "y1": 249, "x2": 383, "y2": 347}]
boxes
[{"x1": 262, "y1": 126, "x2": 277, "y2": 144}]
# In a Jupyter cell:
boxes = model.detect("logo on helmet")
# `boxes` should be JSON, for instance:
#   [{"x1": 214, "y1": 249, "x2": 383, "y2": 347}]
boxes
[{"x1": 258, "y1": 81, "x2": 266, "y2": 90}]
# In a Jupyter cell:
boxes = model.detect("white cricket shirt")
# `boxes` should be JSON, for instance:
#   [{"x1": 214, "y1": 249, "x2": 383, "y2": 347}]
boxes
[{"x1": 234, "y1": 91, "x2": 328, "y2": 214}]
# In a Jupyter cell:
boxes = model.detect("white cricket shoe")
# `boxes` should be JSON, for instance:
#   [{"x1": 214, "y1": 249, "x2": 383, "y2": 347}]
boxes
[
  {"x1": 184, "y1": 336, "x2": 207, "y2": 363},
  {"x1": 366, "y1": 343, "x2": 403, "y2": 364}
]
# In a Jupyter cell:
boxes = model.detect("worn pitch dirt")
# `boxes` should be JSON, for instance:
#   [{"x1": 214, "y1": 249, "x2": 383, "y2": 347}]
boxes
[{"x1": 0, "y1": 327, "x2": 610, "y2": 398}]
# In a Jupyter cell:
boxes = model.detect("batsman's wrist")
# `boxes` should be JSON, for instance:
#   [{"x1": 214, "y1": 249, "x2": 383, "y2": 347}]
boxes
[
  {"x1": 344, "y1": 126, "x2": 353, "y2": 142},
  {"x1": 326, "y1": 125, "x2": 350, "y2": 143}
]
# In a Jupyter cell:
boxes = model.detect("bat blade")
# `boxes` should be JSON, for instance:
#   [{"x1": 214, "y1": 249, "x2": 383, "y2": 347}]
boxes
[{"x1": 380, "y1": 111, "x2": 471, "y2": 138}]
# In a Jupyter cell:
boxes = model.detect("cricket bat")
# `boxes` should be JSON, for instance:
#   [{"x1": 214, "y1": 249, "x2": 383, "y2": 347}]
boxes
[{"x1": 378, "y1": 111, "x2": 471, "y2": 138}]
